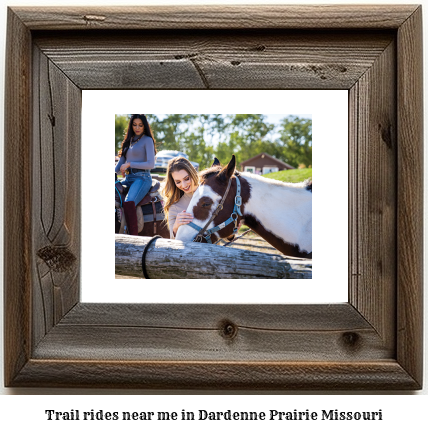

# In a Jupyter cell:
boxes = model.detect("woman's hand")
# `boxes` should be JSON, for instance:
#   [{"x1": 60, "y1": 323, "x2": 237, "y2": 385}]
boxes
[
  {"x1": 173, "y1": 210, "x2": 194, "y2": 236},
  {"x1": 120, "y1": 162, "x2": 131, "y2": 174}
]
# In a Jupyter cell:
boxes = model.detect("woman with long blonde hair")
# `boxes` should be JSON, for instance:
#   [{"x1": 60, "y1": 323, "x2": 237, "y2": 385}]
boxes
[{"x1": 162, "y1": 156, "x2": 199, "y2": 238}]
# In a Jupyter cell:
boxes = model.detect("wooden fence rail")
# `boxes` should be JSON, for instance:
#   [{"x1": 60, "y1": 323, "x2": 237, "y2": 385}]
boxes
[{"x1": 115, "y1": 235, "x2": 312, "y2": 279}]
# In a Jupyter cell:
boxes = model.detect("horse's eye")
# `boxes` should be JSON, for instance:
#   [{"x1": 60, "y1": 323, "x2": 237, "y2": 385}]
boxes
[{"x1": 202, "y1": 202, "x2": 212, "y2": 208}]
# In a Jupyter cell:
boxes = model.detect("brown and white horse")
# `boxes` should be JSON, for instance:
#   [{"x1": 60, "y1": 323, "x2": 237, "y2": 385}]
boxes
[{"x1": 176, "y1": 155, "x2": 312, "y2": 259}]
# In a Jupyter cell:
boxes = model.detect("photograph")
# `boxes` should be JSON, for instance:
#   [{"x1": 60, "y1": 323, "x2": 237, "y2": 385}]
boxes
[
  {"x1": 114, "y1": 114, "x2": 313, "y2": 279},
  {"x1": 1, "y1": 1, "x2": 424, "y2": 402}
]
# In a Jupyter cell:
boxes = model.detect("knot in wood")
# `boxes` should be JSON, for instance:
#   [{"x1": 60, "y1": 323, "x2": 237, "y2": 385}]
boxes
[
  {"x1": 341, "y1": 332, "x2": 361, "y2": 351},
  {"x1": 378, "y1": 122, "x2": 393, "y2": 149},
  {"x1": 37, "y1": 245, "x2": 76, "y2": 272},
  {"x1": 219, "y1": 320, "x2": 238, "y2": 340},
  {"x1": 47, "y1": 114, "x2": 55, "y2": 127},
  {"x1": 175, "y1": 53, "x2": 198, "y2": 60},
  {"x1": 83, "y1": 15, "x2": 106, "y2": 23}
]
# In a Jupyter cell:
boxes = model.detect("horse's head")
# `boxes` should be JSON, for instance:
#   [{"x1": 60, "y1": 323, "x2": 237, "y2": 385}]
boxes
[{"x1": 176, "y1": 155, "x2": 243, "y2": 243}]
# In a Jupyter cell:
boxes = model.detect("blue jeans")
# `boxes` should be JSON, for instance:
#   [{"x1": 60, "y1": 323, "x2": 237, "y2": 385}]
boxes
[{"x1": 121, "y1": 171, "x2": 152, "y2": 205}]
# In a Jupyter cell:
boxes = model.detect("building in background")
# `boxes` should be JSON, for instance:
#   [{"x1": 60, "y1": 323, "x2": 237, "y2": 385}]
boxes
[{"x1": 240, "y1": 153, "x2": 295, "y2": 175}]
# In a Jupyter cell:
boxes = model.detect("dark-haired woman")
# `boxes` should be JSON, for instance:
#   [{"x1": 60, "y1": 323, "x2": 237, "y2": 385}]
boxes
[{"x1": 115, "y1": 114, "x2": 155, "y2": 235}]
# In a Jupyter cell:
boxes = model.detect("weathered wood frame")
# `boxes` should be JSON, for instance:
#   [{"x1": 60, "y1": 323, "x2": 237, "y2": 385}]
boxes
[{"x1": 4, "y1": 5, "x2": 423, "y2": 389}]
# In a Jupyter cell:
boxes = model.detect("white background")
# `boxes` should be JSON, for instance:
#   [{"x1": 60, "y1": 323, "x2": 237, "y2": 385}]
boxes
[
  {"x1": 82, "y1": 89, "x2": 348, "y2": 303},
  {"x1": 0, "y1": 0, "x2": 427, "y2": 430}
]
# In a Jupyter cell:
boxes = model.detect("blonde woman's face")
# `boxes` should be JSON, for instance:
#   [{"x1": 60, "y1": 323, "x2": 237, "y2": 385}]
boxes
[{"x1": 171, "y1": 169, "x2": 197, "y2": 194}]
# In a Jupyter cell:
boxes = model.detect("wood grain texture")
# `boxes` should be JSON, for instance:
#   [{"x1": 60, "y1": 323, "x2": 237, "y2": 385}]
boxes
[
  {"x1": 3, "y1": 5, "x2": 423, "y2": 390},
  {"x1": 32, "y1": 47, "x2": 81, "y2": 348},
  {"x1": 3, "y1": 8, "x2": 32, "y2": 388},
  {"x1": 349, "y1": 39, "x2": 397, "y2": 354},
  {"x1": 11, "y1": 361, "x2": 419, "y2": 390},
  {"x1": 34, "y1": 31, "x2": 394, "y2": 90},
  {"x1": 31, "y1": 303, "x2": 390, "y2": 364},
  {"x1": 115, "y1": 235, "x2": 312, "y2": 279},
  {"x1": 396, "y1": 6, "x2": 424, "y2": 387},
  {"x1": 60, "y1": 303, "x2": 373, "y2": 329},
  {"x1": 12, "y1": 5, "x2": 419, "y2": 30}
]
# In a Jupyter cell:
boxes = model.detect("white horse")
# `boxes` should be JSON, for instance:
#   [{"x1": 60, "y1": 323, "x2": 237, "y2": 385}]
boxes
[{"x1": 176, "y1": 155, "x2": 312, "y2": 259}]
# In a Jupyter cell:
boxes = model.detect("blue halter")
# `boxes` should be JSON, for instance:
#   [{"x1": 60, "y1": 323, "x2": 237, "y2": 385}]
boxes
[{"x1": 188, "y1": 175, "x2": 243, "y2": 244}]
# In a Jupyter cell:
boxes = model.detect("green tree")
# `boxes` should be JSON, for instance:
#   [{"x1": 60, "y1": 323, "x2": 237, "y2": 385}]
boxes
[
  {"x1": 149, "y1": 114, "x2": 198, "y2": 152},
  {"x1": 115, "y1": 114, "x2": 129, "y2": 154},
  {"x1": 277, "y1": 116, "x2": 312, "y2": 168},
  {"x1": 225, "y1": 114, "x2": 275, "y2": 166},
  {"x1": 114, "y1": 113, "x2": 312, "y2": 171}
]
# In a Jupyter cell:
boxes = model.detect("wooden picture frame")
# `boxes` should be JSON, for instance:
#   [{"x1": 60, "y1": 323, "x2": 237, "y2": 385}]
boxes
[{"x1": 4, "y1": 5, "x2": 423, "y2": 389}]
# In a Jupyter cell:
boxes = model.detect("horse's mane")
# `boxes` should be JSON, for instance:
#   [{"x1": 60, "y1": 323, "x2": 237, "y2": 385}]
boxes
[
  {"x1": 199, "y1": 165, "x2": 240, "y2": 182},
  {"x1": 199, "y1": 165, "x2": 222, "y2": 180}
]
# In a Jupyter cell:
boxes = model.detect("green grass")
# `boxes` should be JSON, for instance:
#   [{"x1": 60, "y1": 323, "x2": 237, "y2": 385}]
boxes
[{"x1": 262, "y1": 168, "x2": 312, "y2": 184}]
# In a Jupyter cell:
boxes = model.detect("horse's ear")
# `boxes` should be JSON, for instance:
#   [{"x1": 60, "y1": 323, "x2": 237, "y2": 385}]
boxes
[
  {"x1": 217, "y1": 155, "x2": 236, "y2": 183},
  {"x1": 224, "y1": 155, "x2": 236, "y2": 179},
  {"x1": 212, "y1": 157, "x2": 221, "y2": 167}
]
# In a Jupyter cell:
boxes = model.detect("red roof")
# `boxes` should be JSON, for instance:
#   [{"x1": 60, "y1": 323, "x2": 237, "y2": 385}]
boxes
[{"x1": 240, "y1": 152, "x2": 295, "y2": 170}]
